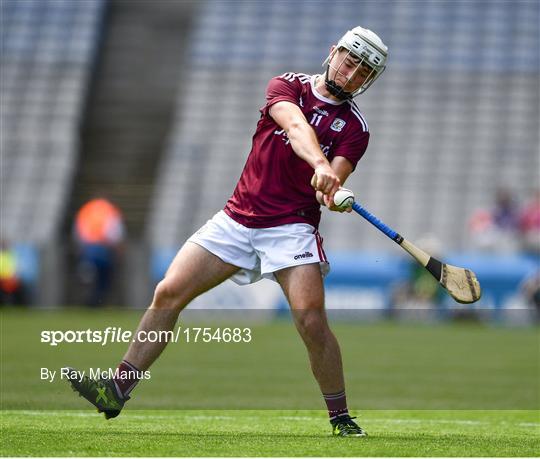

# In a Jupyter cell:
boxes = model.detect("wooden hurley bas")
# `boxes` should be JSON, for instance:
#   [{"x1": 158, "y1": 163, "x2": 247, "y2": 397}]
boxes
[
  {"x1": 311, "y1": 176, "x2": 481, "y2": 303},
  {"x1": 350, "y1": 201, "x2": 481, "y2": 304}
]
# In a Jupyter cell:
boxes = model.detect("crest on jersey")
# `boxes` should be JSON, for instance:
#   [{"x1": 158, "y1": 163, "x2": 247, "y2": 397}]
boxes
[{"x1": 331, "y1": 118, "x2": 346, "y2": 132}]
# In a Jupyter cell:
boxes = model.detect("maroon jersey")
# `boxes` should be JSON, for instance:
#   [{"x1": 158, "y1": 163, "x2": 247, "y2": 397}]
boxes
[{"x1": 224, "y1": 72, "x2": 370, "y2": 229}]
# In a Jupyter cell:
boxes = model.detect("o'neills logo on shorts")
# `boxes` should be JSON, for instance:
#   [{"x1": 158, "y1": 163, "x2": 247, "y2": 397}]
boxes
[{"x1": 294, "y1": 251, "x2": 314, "y2": 260}]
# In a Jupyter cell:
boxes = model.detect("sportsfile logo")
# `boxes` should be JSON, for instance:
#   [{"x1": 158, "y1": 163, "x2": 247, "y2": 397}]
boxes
[{"x1": 294, "y1": 251, "x2": 313, "y2": 260}]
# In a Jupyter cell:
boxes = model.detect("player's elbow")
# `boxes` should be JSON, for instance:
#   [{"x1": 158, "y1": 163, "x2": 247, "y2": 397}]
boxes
[{"x1": 285, "y1": 119, "x2": 311, "y2": 142}]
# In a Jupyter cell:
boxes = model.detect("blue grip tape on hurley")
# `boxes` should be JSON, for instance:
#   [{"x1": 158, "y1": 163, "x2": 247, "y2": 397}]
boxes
[{"x1": 352, "y1": 202, "x2": 399, "y2": 241}]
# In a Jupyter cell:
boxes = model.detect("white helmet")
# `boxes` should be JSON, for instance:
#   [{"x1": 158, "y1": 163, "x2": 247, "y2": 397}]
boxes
[{"x1": 323, "y1": 26, "x2": 388, "y2": 98}]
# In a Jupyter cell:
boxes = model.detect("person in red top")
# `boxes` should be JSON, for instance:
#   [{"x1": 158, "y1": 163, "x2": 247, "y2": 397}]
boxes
[
  {"x1": 519, "y1": 189, "x2": 540, "y2": 255},
  {"x1": 73, "y1": 198, "x2": 125, "y2": 306},
  {"x1": 66, "y1": 26, "x2": 388, "y2": 437}
]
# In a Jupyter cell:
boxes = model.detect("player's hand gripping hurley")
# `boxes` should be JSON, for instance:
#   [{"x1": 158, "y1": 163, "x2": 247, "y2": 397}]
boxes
[{"x1": 320, "y1": 182, "x2": 482, "y2": 304}]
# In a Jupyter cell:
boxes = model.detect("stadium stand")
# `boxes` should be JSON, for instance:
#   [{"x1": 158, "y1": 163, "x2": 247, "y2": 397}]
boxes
[
  {"x1": 66, "y1": 0, "x2": 198, "y2": 239},
  {"x1": 1, "y1": 0, "x2": 106, "y2": 245},
  {"x1": 1, "y1": 0, "x2": 106, "y2": 302},
  {"x1": 148, "y1": 0, "x2": 539, "y2": 253},
  {"x1": 2, "y1": 1, "x2": 537, "y2": 311}
]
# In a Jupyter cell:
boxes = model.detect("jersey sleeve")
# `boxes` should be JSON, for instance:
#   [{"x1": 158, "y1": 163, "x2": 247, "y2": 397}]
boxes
[
  {"x1": 332, "y1": 129, "x2": 370, "y2": 171},
  {"x1": 260, "y1": 75, "x2": 302, "y2": 117}
]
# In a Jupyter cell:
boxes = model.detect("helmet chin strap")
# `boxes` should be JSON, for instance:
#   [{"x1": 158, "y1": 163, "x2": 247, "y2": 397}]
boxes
[{"x1": 324, "y1": 65, "x2": 353, "y2": 100}]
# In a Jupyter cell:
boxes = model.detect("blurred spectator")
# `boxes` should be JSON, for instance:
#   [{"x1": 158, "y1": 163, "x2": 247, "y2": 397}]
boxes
[
  {"x1": 391, "y1": 234, "x2": 445, "y2": 319},
  {"x1": 520, "y1": 271, "x2": 540, "y2": 322},
  {"x1": 0, "y1": 240, "x2": 26, "y2": 305},
  {"x1": 73, "y1": 198, "x2": 125, "y2": 306},
  {"x1": 468, "y1": 188, "x2": 520, "y2": 252},
  {"x1": 519, "y1": 189, "x2": 540, "y2": 255}
]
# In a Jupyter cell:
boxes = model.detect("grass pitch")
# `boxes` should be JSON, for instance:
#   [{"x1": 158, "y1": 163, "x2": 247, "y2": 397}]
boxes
[
  {"x1": 2, "y1": 409, "x2": 539, "y2": 456},
  {"x1": 1, "y1": 308, "x2": 539, "y2": 456}
]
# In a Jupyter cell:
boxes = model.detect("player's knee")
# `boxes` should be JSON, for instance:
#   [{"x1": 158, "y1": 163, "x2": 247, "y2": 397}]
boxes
[
  {"x1": 294, "y1": 309, "x2": 328, "y2": 342},
  {"x1": 152, "y1": 279, "x2": 189, "y2": 310}
]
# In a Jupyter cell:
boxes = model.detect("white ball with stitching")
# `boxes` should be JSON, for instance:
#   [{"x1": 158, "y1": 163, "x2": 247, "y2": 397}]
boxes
[{"x1": 333, "y1": 188, "x2": 355, "y2": 209}]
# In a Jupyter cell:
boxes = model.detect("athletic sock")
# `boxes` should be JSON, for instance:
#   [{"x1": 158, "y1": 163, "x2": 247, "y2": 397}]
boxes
[
  {"x1": 112, "y1": 360, "x2": 142, "y2": 400},
  {"x1": 323, "y1": 389, "x2": 349, "y2": 420}
]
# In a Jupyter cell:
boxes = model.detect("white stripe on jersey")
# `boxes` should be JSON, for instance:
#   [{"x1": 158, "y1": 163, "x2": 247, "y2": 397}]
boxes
[
  {"x1": 279, "y1": 73, "x2": 368, "y2": 131},
  {"x1": 347, "y1": 100, "x2": 369, "y2": 132},
  {"x1": 296, "y1": 72, "x2": 311, "y2": 83},
  {"x1": 279, "y1": 72, "x2": 311, "y2": 84},
  {"x1": 280, "y1": 72, "x2": 295, "y2": 82}
]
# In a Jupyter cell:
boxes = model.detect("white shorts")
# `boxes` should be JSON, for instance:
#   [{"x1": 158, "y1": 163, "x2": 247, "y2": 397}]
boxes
[{"x1": 188, "y1": 211, "x2": 330, "y2": 285}]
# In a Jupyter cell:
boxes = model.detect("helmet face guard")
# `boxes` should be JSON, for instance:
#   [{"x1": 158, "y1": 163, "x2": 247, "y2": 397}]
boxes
[{"x1": 323, "y1": 27, "x2": 388, "y2": 99}]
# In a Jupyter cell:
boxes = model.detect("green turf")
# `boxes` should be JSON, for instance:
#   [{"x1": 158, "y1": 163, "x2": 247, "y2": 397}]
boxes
[
  {"x1": 2, "y1": 409, "x2": 539, "y2": 456},
  {"x1": 1, "y1": 308, "x2": 539, "y2": 456},
  {"x1": 1, "y1": 309, "x2": 538, "y2": 410}
]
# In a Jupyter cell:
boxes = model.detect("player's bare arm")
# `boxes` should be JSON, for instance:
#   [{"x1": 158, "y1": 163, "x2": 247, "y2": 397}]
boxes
[{"x1": 269, "y1": 100, "x2": 340, "y2": 197}]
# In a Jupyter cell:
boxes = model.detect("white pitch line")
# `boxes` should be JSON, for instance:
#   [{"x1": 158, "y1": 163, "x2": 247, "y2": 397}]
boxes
[
  {"x1": 368, "y1": 418, "x2": 483, "y2": 425},
  {"x1": 519, "y1": 422, "x2": 540, "y2": 427},
  {"x1": 9, "y1": 411, "x2": 540, "y2": 429},
  {"x1": 181, "y1": 415, "x2": 237, "y2": 421},
  {"x1": 361, "y1": 418, "x2": 540, "y2": 428},
  {"x1": 13, "y1": 411, "x2": 96, "y2": 417},
  {"x1": 10, "y1": 411, "x2": 173, "y2": 420},
  {"x1": 277, "y1": 416, "x2": 319, "y2": 421}
]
